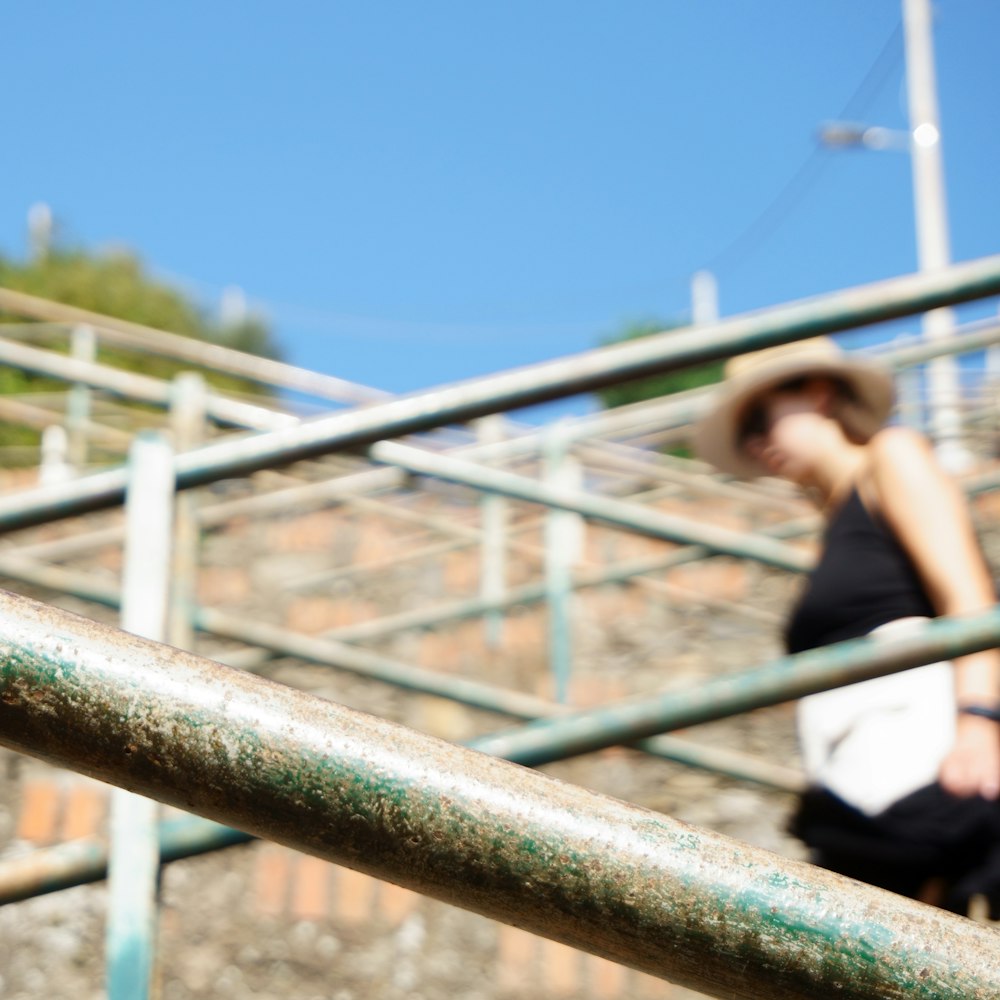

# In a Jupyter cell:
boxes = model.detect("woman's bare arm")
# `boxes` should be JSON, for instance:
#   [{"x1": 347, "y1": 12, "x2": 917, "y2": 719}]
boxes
[{"x1": 868, "y1": 426, "x2": 1000, "y2": 799}]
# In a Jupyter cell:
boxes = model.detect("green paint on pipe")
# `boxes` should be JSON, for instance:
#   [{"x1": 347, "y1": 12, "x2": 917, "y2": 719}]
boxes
[{"x1": 0, "y1": 591, "x2": 997, "y2": 999}]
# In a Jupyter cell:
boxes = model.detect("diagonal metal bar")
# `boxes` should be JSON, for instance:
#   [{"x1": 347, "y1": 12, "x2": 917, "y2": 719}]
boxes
[
  {"x1": 6, "y1": 309, "x2": 995, "y2": 566},
  {"x1": 368, "y1": 440, "x2": 811, "y2": 571},
  {"x1": 0, "y1": 394, "x2": 133, "y2": 449},
  {"x1": 0, "y1": 256, "x2": 999, "y2": 534},
  {"x1": 0, "y1": 286, "x2": 389, "y2": 406},
  {"x1": 0, "y1": 335, "x2": 298, "y2": 431},
  {"x1": 0, "y1": 543, "x2": 753, "y2": 697},
  {"x1": 0, "y1": 816, "x2": 253, "y2": 905},
  {"x1": 0, "y1": 589, "x2": 996, "y2": 1000},
  {"x1": 299, "y1": 515, "x2": 809, "y2": 646},
  {"x1": 0, "y1": 551, "x2": 794, "y2": 794},
  {"x1": 0, "y1": 722, "x2": 804, "y2": 907},
  {"x1": 469, "y1": 608, "x2": 1000, "y2": 765},
  {"x1": 2, "y1": 548, "x2": 995, "y2": 783}
]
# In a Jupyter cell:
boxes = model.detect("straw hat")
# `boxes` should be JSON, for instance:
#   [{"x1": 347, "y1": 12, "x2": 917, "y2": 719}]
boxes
[{"x1": 692, "y1": 337, "x2": 895, "y2": 479}]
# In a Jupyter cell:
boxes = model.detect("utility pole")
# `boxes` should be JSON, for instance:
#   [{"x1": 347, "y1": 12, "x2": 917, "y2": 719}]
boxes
[
  {"x1": 691, "y1": 270, "x2": 720, "y2": 327},
  {"x1": 903, "y1": 0, "x2": 969, "y2": 468},
  {"x1": 27, "y1": 202, "x2": 52, "y2": 260}
]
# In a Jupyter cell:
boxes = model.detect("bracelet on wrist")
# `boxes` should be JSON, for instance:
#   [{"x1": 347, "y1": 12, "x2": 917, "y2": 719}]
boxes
[{"x1": 958, "y1": 704, "x2": 1000, "y2": 723}]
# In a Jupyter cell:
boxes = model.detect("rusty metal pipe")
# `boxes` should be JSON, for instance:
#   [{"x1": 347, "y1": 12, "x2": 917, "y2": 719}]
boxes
[{"x1": 0, "y1": 589, "x2": 996, "y2": 1000}]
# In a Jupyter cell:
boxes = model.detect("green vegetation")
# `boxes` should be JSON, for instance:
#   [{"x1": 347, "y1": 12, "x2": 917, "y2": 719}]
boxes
[
  {"x1": 0, "y1": 246, "x2": 281, "y2": 372},
  {"x1": 0, "y1": 244, "x2": 283, "y2": 458},
  {"x1": 594, "y1": 320, "x2": 722, "y2": 410}
]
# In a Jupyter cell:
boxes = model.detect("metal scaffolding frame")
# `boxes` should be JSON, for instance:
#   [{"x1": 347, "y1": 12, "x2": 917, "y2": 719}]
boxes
[
  {"x1": 0, "y1": 259, "x2": 999, "y2": 998},
  {"x1": 1, "y1": 589, "x2": 999, "y2": 999}
]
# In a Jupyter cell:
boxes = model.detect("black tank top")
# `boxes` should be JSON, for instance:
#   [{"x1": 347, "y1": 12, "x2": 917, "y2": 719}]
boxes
[{"x1": 785, "y1": 487, "x2": 935, "y2": 654}]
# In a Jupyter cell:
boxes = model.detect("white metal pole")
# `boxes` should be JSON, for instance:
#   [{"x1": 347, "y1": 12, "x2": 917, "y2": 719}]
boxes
[
  {"x1": 476, "y1": 415, "x2": 508, "y2": 649},
  {"x1": 543, "y1": 425, "x2": 584, "y2": 704},
  {"x1": 691, "y1": 270, "x2": 720, "y2": 326},
  {"x1": 67, "y1": 323, "x2": 96, "y2": 470},
  {"x1": 107, "y1": 431, "x2": 175, "y2": 1000},
  {"x1": 168, "y1": 373, "x2": 207, "y2": 650},
  {"x1": 38, "y1": 425, "x2": 71, "y2": 487},
  {"x1": 902, "y1": 0, "x2": 969, "y2": 468}
]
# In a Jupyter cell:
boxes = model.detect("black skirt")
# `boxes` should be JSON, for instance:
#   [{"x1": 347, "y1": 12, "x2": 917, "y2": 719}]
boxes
[{"x1": 790, "y1": 783, "x2": 1000, "y2": 918}]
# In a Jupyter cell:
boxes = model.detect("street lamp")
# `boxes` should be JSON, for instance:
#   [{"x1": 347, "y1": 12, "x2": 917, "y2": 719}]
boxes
[{"x1": 817, "y1": 122, "x2": 910, "y2": 153}]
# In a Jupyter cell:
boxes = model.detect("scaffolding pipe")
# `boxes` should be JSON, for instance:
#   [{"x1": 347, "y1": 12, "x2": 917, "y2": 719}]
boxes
[
  {"x1": 3, "y1": 310, "x2": 998, "y2": 553},
  {"x1": 879, "y1": 315, "x2": 1000, "y2": 368},
  {"x1": 470, "y1": 607, "x2": 1000, "y2": 765},
  {"x1": 0, "y1": 256, "x2": 999, "y2": 534},
  {"x1": 0, "y1": 590, "x2": 995, "y2": 1000},
  {"x1": 0, "y1": 334, "x2": 297, "y2": 431},
  {"x1": 197, "y1": 606, "x2": 567, "y2": 718},
  {"x1": 67, "y1": 324, "x2": 96, "y2": 469},
  {"x1": 0, "y1": 721, "x2": 805, "y2": 906},
  {"x1": 542, "y1": 427, "x2": 581, "y2": 702},
  {"x1": 0, "y1": 550, "x2": 793, "y2": 796},
  {"x1": 0, "y1": 395, "x2": 132, "y2": 449},
  {"x1": 296, "y1": 516, "x2": 808, "y2": 646},
  {"x1": 168, "y1": 374, "x2": 206, "y2": 651},
  {"x1": 6, "y1": 311, "x2": 994, "y2": 564},
  {"x1": 0, "y1": 285, "x2": 388, "y2": 406},
  {"x1": 0, "y1": 517, "x2": 972, "y2": 780},
  {"x1": 369, "y1": 440, "x2": 810, "y2": 571},
  {"x1": 537, "y1": 312, "x2": 1000, "y2": 451},
  {"x1": 0, "y1": 817, "x2": 252, "y2": 904},
  {"x1": 477, "y1": 415, "x2": 508, "y2": 648},
  {"x1": 108, "y1": 433, "x2": 174, "y2": 999},
  {"x1": 0, "y1": 548, "x2": 734, "y2": 717},
  {"x1": 0, "y1": 729, "x2": 806, "y2": 910}
]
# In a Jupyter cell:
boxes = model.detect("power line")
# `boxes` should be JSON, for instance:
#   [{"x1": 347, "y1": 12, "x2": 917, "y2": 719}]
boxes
[{"x1": 700, "y1": 20, "x2": 904, "y2": 277}]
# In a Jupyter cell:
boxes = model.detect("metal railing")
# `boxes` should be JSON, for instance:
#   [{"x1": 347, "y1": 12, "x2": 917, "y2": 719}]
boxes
[
  {"x1": 1, "y1": 589, "x2": 1000, "y2": 999},
  {"x1": 1, "y1": 258, "x2": 1000, "y2": 998},
  {"x1": 0, "y1": 254, "x2": 999, "y2": 532}
]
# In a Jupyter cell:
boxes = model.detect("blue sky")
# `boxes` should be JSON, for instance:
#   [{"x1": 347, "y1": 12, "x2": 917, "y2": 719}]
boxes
[{"x1": 3, "y1": 2, "x2": 999, "y2": 417}]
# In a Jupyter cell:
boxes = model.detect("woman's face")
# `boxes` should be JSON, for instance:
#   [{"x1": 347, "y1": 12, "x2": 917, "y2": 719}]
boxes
[{"x1": 740, "y1": 379, "x2": 832, "y2": 481}]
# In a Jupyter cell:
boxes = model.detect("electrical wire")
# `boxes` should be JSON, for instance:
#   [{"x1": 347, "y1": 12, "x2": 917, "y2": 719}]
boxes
[{"x1": 699, "y1": 20, "x2": 904, "y2": 278}]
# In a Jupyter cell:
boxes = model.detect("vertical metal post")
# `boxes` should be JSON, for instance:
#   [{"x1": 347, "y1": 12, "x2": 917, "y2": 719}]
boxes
[
  {"x1": 903, "y1": 0, "x2": 968, "y2": 468},
  {"x1": 39, "y1": 425, "x2": 71, "y2": 486},
  {"x1": 543, "y1": 425, "x2": 583, "y2": 703},
  {"x1": 107, "y1": 432, "x2": 174, "y2": 1000},
  {"x1": 987, "y1": 323, "x2": 1000, "y2": 437},
  {"x1": 477, "y1": 415, "x2": 508, "y2": 648},
  {"x1": 27, "y1": 202, "x2": 52, "y2": 261},
  {"x1": 67, "y1": 323, "x2": 96, "y2": 471},
  {"x1": 691, "y1": 270, "x2": 720, "y2": 326},
  {"x1": 168, "y1": 374, "x2": 206, "y2": 649},
  {"x1": 893, "y1": 335, "x2": 923, "y2": 429}
]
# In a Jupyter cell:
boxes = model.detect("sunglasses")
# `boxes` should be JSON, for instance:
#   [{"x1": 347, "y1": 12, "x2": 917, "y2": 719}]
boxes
[{"x1": 738, "y1": 377, "x2": 810, "y2": 443}]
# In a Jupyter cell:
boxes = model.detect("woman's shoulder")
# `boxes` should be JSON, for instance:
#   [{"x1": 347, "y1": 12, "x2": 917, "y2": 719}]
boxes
[
  {"x1": 866, "y1": 426, "x2": 936, "y2": 471},
  {"x1": 862, "y1": 426, "x2": 952, "y2": 519}
]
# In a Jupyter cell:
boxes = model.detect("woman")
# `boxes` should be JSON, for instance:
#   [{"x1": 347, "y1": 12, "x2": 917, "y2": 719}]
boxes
[{"x1": 693, "y1": 336, "x2": 1000, "y2": 915}]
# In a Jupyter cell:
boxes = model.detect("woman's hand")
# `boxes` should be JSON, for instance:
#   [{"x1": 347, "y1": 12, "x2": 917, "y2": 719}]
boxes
[{"x1": 939, "y1": 714, "x2": 1000, "y2": 799}]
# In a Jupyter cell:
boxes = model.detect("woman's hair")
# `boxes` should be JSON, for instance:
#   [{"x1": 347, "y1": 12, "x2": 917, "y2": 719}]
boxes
[{"x1": 737, "y1": 375, "x2": 861, "y2": 446}]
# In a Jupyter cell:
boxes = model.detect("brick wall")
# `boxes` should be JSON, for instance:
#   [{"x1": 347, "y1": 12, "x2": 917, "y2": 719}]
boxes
[{"x1": 0, "y1": 473, "x2": 830, "y2": 1000}]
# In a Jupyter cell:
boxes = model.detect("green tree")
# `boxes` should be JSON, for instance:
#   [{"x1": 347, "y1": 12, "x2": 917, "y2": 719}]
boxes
[
  {"x1": 594, "y1": 320, "x2": 722, "y2": 410},
  {"x1": 0, "y1": 246, "x2": 281, "y2": 371},
  {"x1": 0, "y1": 245, "x2": 283, "y2": 457}
]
